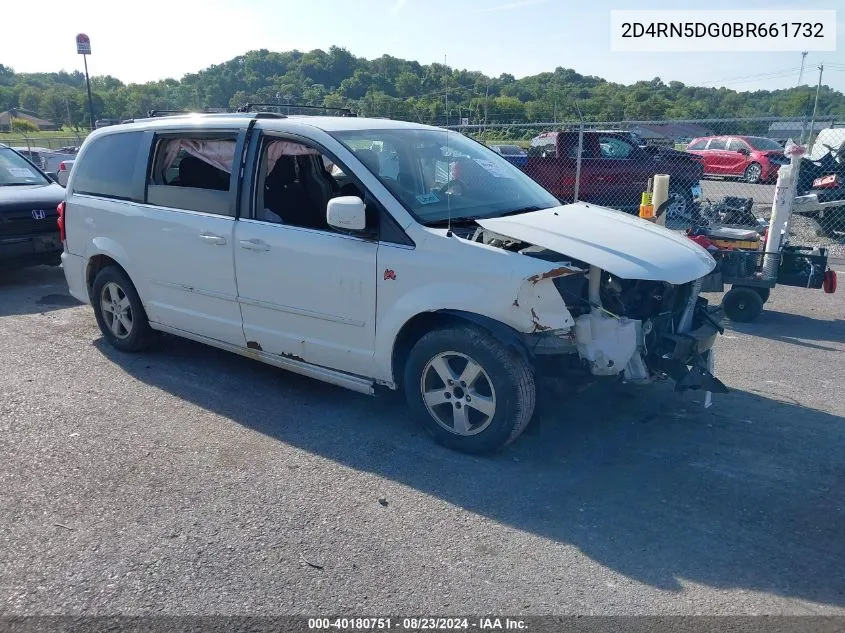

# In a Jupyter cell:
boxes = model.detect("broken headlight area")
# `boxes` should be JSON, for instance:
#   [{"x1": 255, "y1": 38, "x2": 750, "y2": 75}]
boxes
[{"x1": 527, "y1": 268, "x2": 727, "y2": 394}]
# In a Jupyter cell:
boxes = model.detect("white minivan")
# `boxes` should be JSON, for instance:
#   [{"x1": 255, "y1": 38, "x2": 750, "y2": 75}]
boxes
[{"x1": 59, "y1": 111, "x2": 724, "y2": 454}]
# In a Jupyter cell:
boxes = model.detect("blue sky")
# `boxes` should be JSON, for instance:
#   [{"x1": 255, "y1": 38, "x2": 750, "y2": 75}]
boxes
[{"x1": 3, "y1": 0, "x2": 844, "y2": 91}]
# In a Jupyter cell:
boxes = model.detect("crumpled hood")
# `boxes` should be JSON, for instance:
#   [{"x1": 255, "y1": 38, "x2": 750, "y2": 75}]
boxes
[{"x1": 477, "y1": 202, "x2": 716, "y2": 285}]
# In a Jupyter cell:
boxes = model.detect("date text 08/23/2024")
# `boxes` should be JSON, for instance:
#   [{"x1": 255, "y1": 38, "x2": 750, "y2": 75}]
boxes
[{"x1": 307, "y1": 617, "x2": 528, "y2": 630}]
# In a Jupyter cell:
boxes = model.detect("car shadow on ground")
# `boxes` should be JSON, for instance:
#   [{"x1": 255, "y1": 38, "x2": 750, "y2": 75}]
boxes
[
  {"x1": 0, "y1": 265, "x2": 81, "y2": 317},
  {"x1": 94, "y1": 334, "x2": 845, "y2": 607}
]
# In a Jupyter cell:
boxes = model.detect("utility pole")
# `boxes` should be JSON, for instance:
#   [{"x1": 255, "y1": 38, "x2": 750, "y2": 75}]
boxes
[
  {"x1": 484, "y1": 84, "x2": 489, "y2": 131},
  {"x1": 797, "y1": 51, "x2": 808, "y2": 86},
  {"x1": 805, "y1": 63, "x2": 824, "y2": 147}
]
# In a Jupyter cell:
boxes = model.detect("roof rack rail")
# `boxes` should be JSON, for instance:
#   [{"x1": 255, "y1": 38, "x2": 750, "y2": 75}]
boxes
[
  {"x1": 147, "y1": 109, "x2": 192, "y2": 117},
  {"x1": 236, "y1": 103, "x2": 356, "y2": 117}
]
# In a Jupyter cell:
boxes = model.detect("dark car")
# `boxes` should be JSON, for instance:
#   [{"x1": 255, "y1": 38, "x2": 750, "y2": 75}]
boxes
[
  {"x1": 489, "y1": 143, "x2": 528, "y2": 169},
  {"x1": 522, "y1": 131, "x2": 704, "y2": 222},
  {"x1": 0, "y1": 144, "x2": 65, "y2": 270}
]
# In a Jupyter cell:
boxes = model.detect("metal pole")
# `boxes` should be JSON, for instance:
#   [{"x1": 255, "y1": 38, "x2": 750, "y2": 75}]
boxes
[
  {"x1": 805, "y1": 63, "x2": 823, "y2": 147},
  {"x1": 573, "y1": 103, "x2": 585, "y2": 203},
  {"x1": 83, "y1": 54, "x2": 95, "y2": 131}
]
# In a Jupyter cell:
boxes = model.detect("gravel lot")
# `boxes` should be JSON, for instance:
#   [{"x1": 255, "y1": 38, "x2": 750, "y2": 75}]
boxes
[{"x1": 1, "y1": 265, "x2": 844, "y2": 616}]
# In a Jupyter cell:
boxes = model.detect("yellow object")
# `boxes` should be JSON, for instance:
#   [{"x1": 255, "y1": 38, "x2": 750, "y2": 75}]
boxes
[
  {"x1": 710, "y1": 238, "x2": 761, "y2": 250},
  {"x1": 639, "y1": 191, "x2": 654, "y2": 220},
  {"x1": 652, "y1": 174, "x2": 670, "y2": 226}
]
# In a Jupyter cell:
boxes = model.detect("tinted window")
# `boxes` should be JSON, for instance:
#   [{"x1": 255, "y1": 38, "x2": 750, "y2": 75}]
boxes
[
  {"x1": 73, "y1": 132, "x2": 144, "y2": 200},
  {"x1": 726, "y1": 138, "x2": 749, "y2": 152},
  {"x1": 598, "y1": 136, "x2": 634, "y2": 159},
  {"x1": 687, "y1": 139, "x2": 707, "y2": 150},
  {"x1": 708, "y1": 138, "x2": 727, "y2": 150}
]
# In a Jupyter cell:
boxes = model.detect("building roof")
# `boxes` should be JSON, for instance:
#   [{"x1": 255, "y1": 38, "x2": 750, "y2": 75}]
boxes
[
  {"x1": 0, "y1": 108, "x2": 57, "y2": 128},
  {"x1": 768, "y1": 120, "x2": 832, "y2": 132}
]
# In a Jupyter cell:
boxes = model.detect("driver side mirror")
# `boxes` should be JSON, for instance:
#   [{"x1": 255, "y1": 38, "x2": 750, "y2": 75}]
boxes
[
  {"x1": 327, "y1": 196, "x2": 367, "y2": 232},
  {"x1": 737, "y1": 147, "x2": 750, "y2": 156}
]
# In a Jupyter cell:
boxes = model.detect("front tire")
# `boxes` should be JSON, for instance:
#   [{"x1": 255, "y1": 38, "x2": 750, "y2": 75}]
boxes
[
  {"x1": 404, "y1": 325, "x2": 535, "y2": 455},
  {"x1": 92, "y1": 266, "x2": 156, "y2": 352},
  {"x1": 744, "y1": 162, "x2": 762, "y2": 184}
]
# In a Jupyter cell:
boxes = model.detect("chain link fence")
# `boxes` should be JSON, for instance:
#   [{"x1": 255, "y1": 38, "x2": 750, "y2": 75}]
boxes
[{"x1": 447, "y1": 117, "x2": 845, "y2": 261}]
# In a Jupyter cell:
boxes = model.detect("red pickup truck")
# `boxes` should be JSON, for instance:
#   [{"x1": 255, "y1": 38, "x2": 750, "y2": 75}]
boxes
[{"x1": 521, "y1": 131, "x2": 705, "y2": 222}]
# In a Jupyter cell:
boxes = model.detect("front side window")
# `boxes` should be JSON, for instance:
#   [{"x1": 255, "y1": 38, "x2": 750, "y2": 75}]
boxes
[
  {"x1": 146, "y1": 135, "x2": 237, "y2": 215},
  {"x1": 72, "y1": 132, "x2": 144, "y2": 200},
  {"x1": 332, "y1": 129, "x2": 559, "y2": 226},
  {"x1": 687, "y1": 139, "x2": 707, "y2": 151},
  {"x1": 256, "y1": 138, "x2": 365, "y2": 231},
  {"x1": 0, "y1": 147, "x2": 50, "y2": 186}
]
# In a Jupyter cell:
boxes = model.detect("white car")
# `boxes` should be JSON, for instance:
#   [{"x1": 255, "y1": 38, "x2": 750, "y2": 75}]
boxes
[{"x1": 60, "y1": 111, "x2": 723, "y2": 454}]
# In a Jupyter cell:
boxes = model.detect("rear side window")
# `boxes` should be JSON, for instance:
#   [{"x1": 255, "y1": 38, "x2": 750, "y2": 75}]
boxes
[
  {"x1": 146, "y1": 135, "x2": 237, "y2": 216},
  {"x1": 687, "y1": 139, "x2": 707, "y2": 150},
  {"x1": 72, "y1": 132, "x2": 144, "y2": 200},
  {"x1": 708, "y1": 138, "x2": 727, "y2": 150}
]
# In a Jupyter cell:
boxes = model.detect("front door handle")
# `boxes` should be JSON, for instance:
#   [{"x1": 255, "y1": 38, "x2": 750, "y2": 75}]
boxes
[
  {"x1": 199, "y1": 232, "x2": 227, "y2": 245},
  {"x1": 239, "y1": 238, "x2": 270, "y2": 252}
]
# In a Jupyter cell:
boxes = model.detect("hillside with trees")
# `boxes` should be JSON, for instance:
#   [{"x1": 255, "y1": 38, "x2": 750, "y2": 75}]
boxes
[{"x1": 1, "y1": 48, "x2": 843, "y2": 130}]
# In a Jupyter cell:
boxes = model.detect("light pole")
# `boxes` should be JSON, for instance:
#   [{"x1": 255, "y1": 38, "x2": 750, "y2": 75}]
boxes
[{"x1": 76, "y1": 34, "x2": 96, "y2": 130}]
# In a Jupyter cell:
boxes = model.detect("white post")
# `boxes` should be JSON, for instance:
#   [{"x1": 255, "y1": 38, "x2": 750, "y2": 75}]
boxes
[{"x1": 762, "y1": 143, "x2": 805, "y2": 279}]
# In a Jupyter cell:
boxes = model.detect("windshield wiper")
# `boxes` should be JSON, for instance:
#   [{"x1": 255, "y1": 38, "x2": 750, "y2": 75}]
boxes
[
  {"x1": 424, "y1": 205, "x2": 553, "y2": 227},
  {"x1": 423, "y1": 216, "x2": 481, "y2": 228},
  {"x1": 0, "y1": 182, "x2": 39, "y2": 187},
  {"x1": 483, "y1": 205, "x2": 552, "y2": 219}
]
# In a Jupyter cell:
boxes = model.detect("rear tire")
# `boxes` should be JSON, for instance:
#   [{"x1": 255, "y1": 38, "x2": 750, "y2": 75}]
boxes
[
  {"x1": 403, "y1": 325, "x2": 535, "y2": 455},
  {"x1": 722, "y1": 286, "x2": 764, "y2": 322},
  {"x1": 92, "y1": 266, "x2": 156, "y2": 352}
]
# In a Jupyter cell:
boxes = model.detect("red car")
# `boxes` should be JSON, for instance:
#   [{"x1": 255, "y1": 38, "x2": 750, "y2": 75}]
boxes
[{"x1": 685, "y1": 135, "x2": 790, "y2": 184}]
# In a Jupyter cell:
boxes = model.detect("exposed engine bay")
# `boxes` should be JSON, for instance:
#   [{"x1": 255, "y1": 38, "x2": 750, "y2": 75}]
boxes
[{"x1": 466, "y1": 225, "x2": 728, "y2": 394}]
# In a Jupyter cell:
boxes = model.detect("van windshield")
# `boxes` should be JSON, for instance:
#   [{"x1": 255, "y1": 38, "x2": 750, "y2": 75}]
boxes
[
  {"x1": 331, "y1": 129, "x2": 558, "y2": 225},
  {"x1": 0, "y1": 147, "x2": 50, "y2": 186}
]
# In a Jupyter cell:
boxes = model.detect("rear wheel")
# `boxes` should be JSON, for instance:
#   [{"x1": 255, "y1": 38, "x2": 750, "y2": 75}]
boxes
[
  {"x1": 722, "y1": 286, "x2": 764, "y2": 322},
  {"x1": 744, "y1": 162, "x2": 763, "y2": 184},
  {"x1": 92, "y1": 266, "x2": 156, "y2": 352},
  {"x1": 404, "y1": 325, "x2": 535, "y2": 455}
]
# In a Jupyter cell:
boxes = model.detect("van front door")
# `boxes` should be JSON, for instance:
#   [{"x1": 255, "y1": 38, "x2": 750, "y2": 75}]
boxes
[{"x1": 233, "y1": 137, "x2": 378, "y2": 376}]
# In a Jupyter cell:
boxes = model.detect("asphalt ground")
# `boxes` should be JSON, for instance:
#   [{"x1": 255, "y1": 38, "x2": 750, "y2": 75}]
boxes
[{"x1": 1, "y1": 264, "x2": 843, "y2": 615}]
